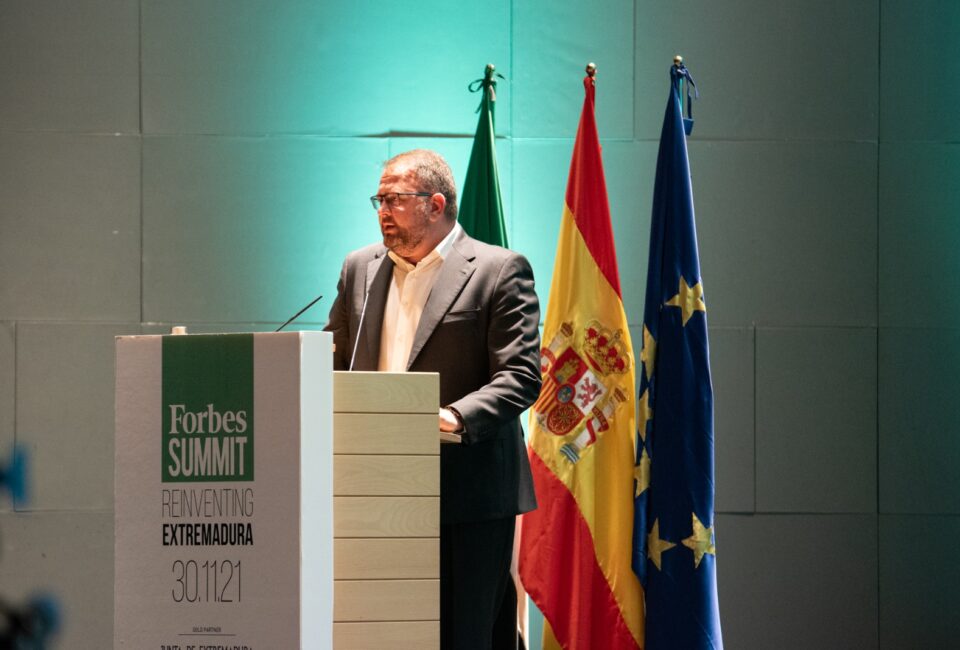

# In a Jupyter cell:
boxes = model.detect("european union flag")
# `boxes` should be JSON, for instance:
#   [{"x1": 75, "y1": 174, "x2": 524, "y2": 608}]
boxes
[{"x1": 633, "y1": 62, "x2": 723, "y2": 649}]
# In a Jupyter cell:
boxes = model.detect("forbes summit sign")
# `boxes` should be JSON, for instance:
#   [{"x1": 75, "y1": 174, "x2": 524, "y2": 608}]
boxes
[{"x1": 162, "y1": 334, "x2": 254, "y2": 482}]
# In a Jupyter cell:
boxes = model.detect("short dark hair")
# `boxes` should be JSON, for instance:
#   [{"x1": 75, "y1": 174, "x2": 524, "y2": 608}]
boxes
[{"x1": 385, "y1": 149, "x2": 458, "y2": 221}]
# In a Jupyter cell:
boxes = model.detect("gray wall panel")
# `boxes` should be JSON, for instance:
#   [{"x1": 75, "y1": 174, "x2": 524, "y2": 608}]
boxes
[
  {"x1": 0, "y1": 133, "x2": 141, "y2": 322},
  {"x1": 880, "y1": 514, "x2": 960, "y2": 648},
  {"x1": 880, "y1": 328, "x2": 960, "y2": 514},
  {"x1": 388, "y1": 138, "x2": 476, "y2": 198},
  {"x1": 513, "y1": 0, "x2": 634, "y2": 139},
  {"x1": 0, "y1": 511, "x2": 113, "y2": 649},
  {"x1": 757, "y1": 328, "x2": 877, "y2": 513},
  {"x1": 635, "y1": 0, "x2": 879, "y2": 141},
  {"x1": 880, "y1": 0, "x2": 960, "y2": 143},
  {"x1": 16, "y1": 322, "x2": 138, "y2": 512},
  {"x1": 603, "y1": 141, "x2": 658, "y2": 325},
  {"x1": 511, "y1": 139, "x2": 573, "y2": 312},
  {"x1": 879, "y1": 143, "x2": 960, "y2": 327},
  {"x1": 142, "y1": 136, "x2": 388, "y2": 324},
  {"x1": 712, "y1": 327, "x2": 755, "y2": 513},
  {"x1": 691, "y1": 141, "x2": 878, "y2": 327},
  {"x1": 717, "y1": 513, "x2": 878, "y2": 649},
  {"x1": 0, "y1": 0, "x2": 139, "y2": 133},
  {"x1": 142, "y1": 0, "x2": 510, "y2": 136}
]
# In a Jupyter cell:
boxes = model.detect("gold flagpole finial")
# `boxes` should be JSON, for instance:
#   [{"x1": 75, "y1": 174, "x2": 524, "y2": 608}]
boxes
[
  {"x1": 585, "y1": 62, "x2": 597, "y2": 77},
  {"x1": 485, "y1": 63, "x2": 495, "y2": 77},
  {"x1": 673, "y1": 55, "x2": 686, "y2": 114}
]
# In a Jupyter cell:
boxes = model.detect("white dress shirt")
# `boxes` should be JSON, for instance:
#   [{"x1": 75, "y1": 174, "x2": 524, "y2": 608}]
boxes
[{"x1": 378, "y1": 222, "x2": 462, "y2": 372}]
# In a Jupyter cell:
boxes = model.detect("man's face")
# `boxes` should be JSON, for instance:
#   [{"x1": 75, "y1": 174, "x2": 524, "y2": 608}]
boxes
[{"x1": 376, "y1": 164, "x2": 434, "y2": 261}]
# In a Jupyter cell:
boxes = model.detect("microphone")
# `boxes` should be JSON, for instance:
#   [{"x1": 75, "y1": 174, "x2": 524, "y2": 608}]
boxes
[
  {"x1": 275, "y1": 295, "x2": 323, "y2": 332},
  {"x1": 349, "y1": 286, "x2": 371, "y2": 371}
]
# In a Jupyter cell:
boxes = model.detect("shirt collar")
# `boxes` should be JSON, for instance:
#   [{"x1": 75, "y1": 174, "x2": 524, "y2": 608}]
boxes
[{"x1": 388, "y1": 221, "x2": 462, "y2": 272}]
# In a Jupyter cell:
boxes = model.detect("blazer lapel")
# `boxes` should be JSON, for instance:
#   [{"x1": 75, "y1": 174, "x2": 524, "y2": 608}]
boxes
[
  {"x1": 406, "y1": 234, "x2": 477, "y2": 370},
  {"x1": 357, "y1": 252, "x2": 392, "y2": 370}
]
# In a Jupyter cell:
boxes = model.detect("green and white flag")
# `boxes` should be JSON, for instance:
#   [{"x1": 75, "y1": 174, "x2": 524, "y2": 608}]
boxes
[{"x1": 459, "y1": 64, "x2": 508, "y2": 247}]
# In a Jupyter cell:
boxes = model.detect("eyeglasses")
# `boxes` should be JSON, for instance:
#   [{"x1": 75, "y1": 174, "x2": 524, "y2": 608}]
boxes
[{"x1": 369, "y1": 192, "x2": 433, "y2": 210}]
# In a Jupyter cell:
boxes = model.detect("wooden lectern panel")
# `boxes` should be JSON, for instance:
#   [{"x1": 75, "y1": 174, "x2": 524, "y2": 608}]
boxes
[
  {"x1": 334, "y1": 496, "x2": 439, "y2": 537},
  {"x1": 333, "y1": 371, "x2": 439, "y2": 648},
  {"x1": 334, "y1": 455, "x2": 439, "y2": 495},
  {"x1": 333, "y1": 371, "x2": 437, "y2": 413},
  {"x1": 333, "y1": 413, "x2": 437, "y2": 454},
  {"x1": 333, "y1": 621, "x2": 440, "y2": 650},
  {"x1": 334, "y1": 579, "x2": 439, "y2": 621},
  {"x1": 333, "y1": 538, "x2": 439, "y2": 580}
]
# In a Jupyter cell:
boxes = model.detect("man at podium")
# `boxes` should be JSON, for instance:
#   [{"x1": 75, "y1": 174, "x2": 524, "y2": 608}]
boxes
[{"x1": 325, "y1": 149, "x2": 541, "y2": 649}]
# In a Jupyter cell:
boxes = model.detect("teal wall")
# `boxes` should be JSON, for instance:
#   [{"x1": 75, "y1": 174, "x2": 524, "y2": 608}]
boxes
[{"x1": 1, "y1": 1, "x2": 958, "y2": 647}]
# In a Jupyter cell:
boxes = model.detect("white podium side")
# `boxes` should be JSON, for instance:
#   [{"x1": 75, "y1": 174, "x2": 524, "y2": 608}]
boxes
[{"x1": 114, "y1": 332, "x2": 440, "y2": 650}]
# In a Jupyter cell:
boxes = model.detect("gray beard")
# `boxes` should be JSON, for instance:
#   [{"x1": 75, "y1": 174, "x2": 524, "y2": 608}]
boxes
[
  {"x1": 382, "y1": 207, "x2": 428, "y2": 257},
  {"x1": 383, "y1": 230, "x2": 425, "y2": 258}
]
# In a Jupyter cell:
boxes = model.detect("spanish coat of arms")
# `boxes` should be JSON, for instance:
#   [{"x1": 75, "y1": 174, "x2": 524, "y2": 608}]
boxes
[{"x1": 532, "y1": 320, "x2": 631, "y2": 463}]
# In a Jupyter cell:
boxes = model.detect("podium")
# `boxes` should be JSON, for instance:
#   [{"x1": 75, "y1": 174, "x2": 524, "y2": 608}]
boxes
[{"x1": 115, "y1": 331, "x2": 440, "y2": 649}]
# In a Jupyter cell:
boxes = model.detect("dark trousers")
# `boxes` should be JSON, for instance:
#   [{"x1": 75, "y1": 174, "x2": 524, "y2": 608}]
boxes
[
  {"x1": 492, "y1": 577, "x2": 522, "y2": 650},
  {"x1": 440, "y1": 517, "x2": 516, "y2": 650}
]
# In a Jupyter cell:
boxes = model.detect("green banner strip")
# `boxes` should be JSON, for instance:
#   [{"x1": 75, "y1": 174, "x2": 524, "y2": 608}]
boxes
[{"x1": 162, "y1": 334, "x2": 255, "y2": 482}]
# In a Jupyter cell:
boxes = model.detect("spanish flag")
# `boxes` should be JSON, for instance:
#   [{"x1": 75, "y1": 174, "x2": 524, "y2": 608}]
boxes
[{"x1": 519, "y1": 70, "x2": 643, "y2": 649}]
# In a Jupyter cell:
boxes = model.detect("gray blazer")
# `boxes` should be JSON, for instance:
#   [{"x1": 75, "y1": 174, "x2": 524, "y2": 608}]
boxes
[{"x1": 325, "y1": 229, "x2": 540, "y2": 524}]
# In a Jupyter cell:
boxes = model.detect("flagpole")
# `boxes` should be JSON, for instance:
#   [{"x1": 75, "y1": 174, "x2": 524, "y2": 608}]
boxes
[
  {"x1": 674, "y1": 55, "x2": 684, "y2": 115},
  {"x1": 585, "y1": 61, "x2": 597, "y2": 84}
]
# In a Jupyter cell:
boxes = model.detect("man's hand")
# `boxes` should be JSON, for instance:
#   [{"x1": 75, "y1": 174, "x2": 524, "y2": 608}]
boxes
[{"x1": 438, "y1": 407, "x2": 464, "y2": 433}]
